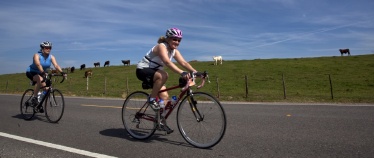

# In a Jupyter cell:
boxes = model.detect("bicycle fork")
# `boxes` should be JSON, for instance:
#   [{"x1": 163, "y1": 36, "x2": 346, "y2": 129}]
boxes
[{"x1": 187, "y1": 96, "x2": 204, "y2": 122}]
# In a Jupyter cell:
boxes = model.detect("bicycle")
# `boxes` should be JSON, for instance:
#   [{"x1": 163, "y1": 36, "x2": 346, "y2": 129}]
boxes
[
  {"x1": 122, "y1": 71, "x2": 226, "y2": 149},
  {"x1": 20, "y1": 73, "x2": 66, "y2": 123}
]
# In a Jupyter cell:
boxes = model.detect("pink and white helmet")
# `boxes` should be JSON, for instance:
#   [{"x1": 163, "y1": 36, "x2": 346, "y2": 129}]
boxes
[{"x1": 166, "y1": 28, "x2": 183, "y2": 38}]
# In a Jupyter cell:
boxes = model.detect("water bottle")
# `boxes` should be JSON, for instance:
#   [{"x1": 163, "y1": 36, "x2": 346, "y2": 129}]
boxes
[
  {"x1": 37, "y1": 91, "x2": 42, "y2": 102},
  {"x1": 39, "y1": 90, "x2": 47, "y2": 102},
  {"x1": 171, "y1": 95, "x2": 177, "y2": 105}
]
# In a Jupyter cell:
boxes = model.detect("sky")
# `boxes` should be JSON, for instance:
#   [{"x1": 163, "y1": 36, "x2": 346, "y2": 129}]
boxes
[{"x1": 0, "y1": 0, "x2": 373, "y2": 75}]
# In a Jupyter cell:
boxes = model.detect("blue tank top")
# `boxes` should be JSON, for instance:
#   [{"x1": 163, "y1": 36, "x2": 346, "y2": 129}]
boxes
[{"x1": 27, "y1": 51, "x2": 52, "y2": 73}]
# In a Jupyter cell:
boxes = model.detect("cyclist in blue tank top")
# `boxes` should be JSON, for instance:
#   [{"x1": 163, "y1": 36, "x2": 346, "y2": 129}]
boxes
[{"x1": 26, "y1": 41, "x2": 67, "y2": 112}]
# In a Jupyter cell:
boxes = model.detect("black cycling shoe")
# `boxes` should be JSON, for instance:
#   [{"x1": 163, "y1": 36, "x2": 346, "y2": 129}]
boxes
[
  {"x1": 36, "y1": 105, "x2": 44, "y2": 113},
  {"x1": 31, "y1": 97, "x2": 39, "y2": 107},
  {"x1": 148, "y1": 100, "x2": 160, "y2": 110}
]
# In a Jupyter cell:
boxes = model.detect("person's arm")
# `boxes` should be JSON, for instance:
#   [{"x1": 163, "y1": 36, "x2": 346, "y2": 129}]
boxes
[
  {"x1": 33, "y1": 54, "x2": 44, "y2": 73},
  {"x1": 154, "y1": 44, "x2": 184, "y2": 74},
  {"x1": 50, "y1": 55, "x2": 64, "y2": 73},
  {"x1": 173, "y1": 50, "x2": 197, "y2": 73}
]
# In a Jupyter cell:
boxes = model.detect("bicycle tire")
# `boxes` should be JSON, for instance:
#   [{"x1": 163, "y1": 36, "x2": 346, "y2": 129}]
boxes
[
  {"x1": 177, "y1": 92, "x2": 227, "y2": 148},
  {"x1": 20, "y1": 89, "x2": 36, "y2": 120},
  {"x1": 122, "y1": 91, "x2": 157, "y2": 139},
  {"x1": 45, "y1": 89, "x2": 65, "y2": 123}
]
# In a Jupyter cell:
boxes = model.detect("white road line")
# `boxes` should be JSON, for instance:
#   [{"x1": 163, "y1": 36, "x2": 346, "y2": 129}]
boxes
[{"x1": 0, "y1": 132, "x2": 117, "y2": 158}]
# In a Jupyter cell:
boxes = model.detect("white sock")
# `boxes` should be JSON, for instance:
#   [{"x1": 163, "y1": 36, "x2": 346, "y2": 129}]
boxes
[{"x1": 149, "y1": 98, "x2": 156, "y2": 102}]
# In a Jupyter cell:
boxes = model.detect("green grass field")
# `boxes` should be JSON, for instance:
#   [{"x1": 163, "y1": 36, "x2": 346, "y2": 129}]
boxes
[{"x1": 1, "y1": 54, "x2": 373, "y2": 103}]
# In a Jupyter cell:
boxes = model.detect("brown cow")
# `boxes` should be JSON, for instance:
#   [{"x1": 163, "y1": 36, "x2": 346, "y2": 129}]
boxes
[
  {"x1": 84, "y1": 69, "x2": 93, "y2": 78},
  {"x1": 121, "y1": 60, "x2": 130, "y2": 66},
  {"x1": 51, "y1": 69, "x2": 58, "y2": 74},
  {"x1": 339, "y1": 49, "x2": 351, "y2": 56}
]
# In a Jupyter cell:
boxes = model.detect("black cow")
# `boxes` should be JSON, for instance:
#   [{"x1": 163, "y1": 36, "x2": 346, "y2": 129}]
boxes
[
  {"x1": 80, "y1": 64, "x2": 86, "y2": 70},
  {"x1": 71, "y1": 66, "x2": 75, "y2": 73},
  {"x1": 104, "y1": 60, "x2": 110, "y2": 67},
  {"x1": 94, "y1": 62, "x2": 100, "y2": 67},
  {"x1": 339, "y1": 49, "x2": 351, "y2": 56},
  {"x1": 121, "y1": 60, "x2": 130, "y2": 66}
]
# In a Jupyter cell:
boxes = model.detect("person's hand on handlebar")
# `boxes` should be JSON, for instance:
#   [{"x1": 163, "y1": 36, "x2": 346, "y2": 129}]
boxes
[
  {"x1": 180, "y1": 71, "x2": 190, "y2": 80},
  {"x1": 61, "y1": 72, "x2": 67, "y2": 78},
  {"x1": 38, "y1": 71, "x2": 47, "y2": 77}
]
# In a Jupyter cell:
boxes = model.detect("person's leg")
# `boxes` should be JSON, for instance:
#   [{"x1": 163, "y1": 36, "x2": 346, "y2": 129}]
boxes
[
  {"x1": 158, "y1": 85, "x2": 169, "y2": 102},
  {"x1": 33, "y1": 74, "x2": 45, "y2": 96},
  {"x1": 150, "y1": 70, "x2": 168, "y2": 99}
]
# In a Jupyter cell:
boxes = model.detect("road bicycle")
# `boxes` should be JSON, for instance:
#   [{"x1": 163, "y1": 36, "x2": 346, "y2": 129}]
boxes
[
  {"x1": 122, "y1": 71, "x2": 226, "y2": 149},
  {"x1": 20, "y1": 73, "x2": 66, "y2": 123}
]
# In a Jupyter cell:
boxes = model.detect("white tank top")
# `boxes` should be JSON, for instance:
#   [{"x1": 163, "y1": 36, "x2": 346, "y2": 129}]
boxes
[{"x1": 137, "y1": 43, "x2": 175, "y2": 70}]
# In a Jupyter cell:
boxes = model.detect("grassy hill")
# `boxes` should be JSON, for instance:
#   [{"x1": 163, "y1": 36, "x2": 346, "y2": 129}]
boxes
[{"x1": 1, "y1": 54, "x2": 374, "y2": 103}]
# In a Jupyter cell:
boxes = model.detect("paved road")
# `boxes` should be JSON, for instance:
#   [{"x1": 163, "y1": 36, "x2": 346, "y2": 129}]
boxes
[{"x1": 1, "y1": 94, "x2": 374, "y2": 158}]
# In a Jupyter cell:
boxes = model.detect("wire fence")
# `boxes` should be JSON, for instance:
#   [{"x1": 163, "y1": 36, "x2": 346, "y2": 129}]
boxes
[{"x1": 2, "y1": 73, "x2": 373, "y2": 103}]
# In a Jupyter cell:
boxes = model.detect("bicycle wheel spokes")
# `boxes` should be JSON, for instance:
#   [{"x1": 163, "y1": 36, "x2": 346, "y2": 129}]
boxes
[
  {"x1": 177, "y1": 92, "x2": 227, "y2": 149},
  {"x1": 45, "y1": 89, "x2": 65, "y2": 123},
  {"x1": 122, "y1": 91, "x2": 157, "y2": 140},
  {"x1": 20, "y1": 89, "x2": 36, "y2": 120}
]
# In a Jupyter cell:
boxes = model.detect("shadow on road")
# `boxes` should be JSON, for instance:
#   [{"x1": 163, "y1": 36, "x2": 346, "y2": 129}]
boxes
[
  {"x1": 99, "y1": 128, "x2": 198, "y2": 149},
  {"x1": 12, "y1": 113, "x2": 56, "y2": 124}
]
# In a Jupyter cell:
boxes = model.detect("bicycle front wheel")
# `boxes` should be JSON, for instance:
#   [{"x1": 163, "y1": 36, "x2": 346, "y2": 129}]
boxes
[
  {"x1": 177, "y1": 92, "x2": 227, "y2": 149},
  {"x1": 122, "y1": 91, "x2": 157, "y2": 140},
  {"x1": 45, "y1": 89, "x2": 65, "y2": 123},
  {"x1": 20, "y1": 89, "x2": 36, "y2": 120}
]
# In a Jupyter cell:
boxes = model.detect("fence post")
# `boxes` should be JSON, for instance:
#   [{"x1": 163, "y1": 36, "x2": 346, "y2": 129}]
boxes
[
  {"x1": 245, "y1": 75, "x2": 248, "y2": 98},
  {"x1": 282, "y1": 73, "x2": 287, "y2": 99},
  {"x1": 126, "y1": 77, "x2": 129, "y2": 96},
  {"x1": 329, "y1": 74, "x2": 334, "y2": 99},
  {"x1": 6, "y1": 80, "x2": 8, "y2": 93},
  {"x1": 216, "y1": 77, "x2": 220, "y2": 98},
  {"x1": 86, "y1": 76, "x2": 89, "y2": 91},
  {"x1": 104, "y1": 77, "x2": 107, "y2": 94}
]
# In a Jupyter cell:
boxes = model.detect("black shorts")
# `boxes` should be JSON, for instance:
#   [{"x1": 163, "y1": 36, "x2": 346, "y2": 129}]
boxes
[
  {"x1": 26, "y1": 71, "x2": 38, "y2": 85},
  {"x1": 136, "y1": 68, "x2": 157, "y2": 89}
]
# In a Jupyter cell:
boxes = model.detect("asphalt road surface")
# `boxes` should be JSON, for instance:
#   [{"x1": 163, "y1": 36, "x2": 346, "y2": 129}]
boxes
[{"x1": 1, "y1": 94, "x2": 374, "y2": 158}]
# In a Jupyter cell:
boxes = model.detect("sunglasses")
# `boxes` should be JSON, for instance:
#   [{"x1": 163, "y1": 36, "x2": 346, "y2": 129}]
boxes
[
  {"x1": 172, "y1": 38, "x2": 182, "y2": 42},
  {"x1": 44, "y1": 47, "x2": 52, "y2": 49}
]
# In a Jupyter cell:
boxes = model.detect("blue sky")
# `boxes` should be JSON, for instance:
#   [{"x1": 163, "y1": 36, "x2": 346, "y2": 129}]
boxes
[{"x1": 1, "y1": 0, "x2": 373, "y2": 75}]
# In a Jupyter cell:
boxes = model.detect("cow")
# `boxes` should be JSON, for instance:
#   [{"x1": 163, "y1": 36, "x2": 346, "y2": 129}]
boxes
[
  {"x1": 63, "y1": 67, "x2": 70, "y2": 73},
  {"x1": 94, "y1": 62, "x2": 100, "y2": 67},
  {"x1": 51, "y1": 69, "x2": 58, "y2": 74},
  {"x1": 80, "y1": 64, "x2": 86, "y2": 70},
  {"x1": 122, "y1": 60, "x2": 130, "y2": 66},
  {"x1": 339, "y1": 49, "x2": 351, "y2": 56},
  {"x1": 104, "y1": 60, "x2": 110, "y2": 67},
  {"x1": 84, "y1": 69, "x2": 93, "y2": 78},
  {"x1": 213, "y1": 56, "x2": 223, "y2": 65},
  {"x1": 70, "y1": 66, "x2": 75, "y2": 73}
]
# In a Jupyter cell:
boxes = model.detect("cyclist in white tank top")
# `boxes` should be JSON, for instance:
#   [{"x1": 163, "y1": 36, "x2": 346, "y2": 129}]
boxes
[{"x1": 136, "y1": 28, "x2": 198, "y2": 110}]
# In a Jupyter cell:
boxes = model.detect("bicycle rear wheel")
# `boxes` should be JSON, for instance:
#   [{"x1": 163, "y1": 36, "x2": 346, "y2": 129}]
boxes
[
  {"x1": 45, "y1": 89, "x2": 65, "y2": 123},
  {"x1": 122, "y1": 91, "x2": 157, "y2": 139},
  {"x1": 177, "y1": 92, "x2": 226, "y2": 149},
  {"x1": 20, "y1": 89, "x2": 36, "y2": 120}
]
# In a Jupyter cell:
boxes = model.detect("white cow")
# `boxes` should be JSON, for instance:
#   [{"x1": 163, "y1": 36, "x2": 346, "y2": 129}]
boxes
[{"x1": 213, "y1": 56, "x2": 223, "y2": 65}]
